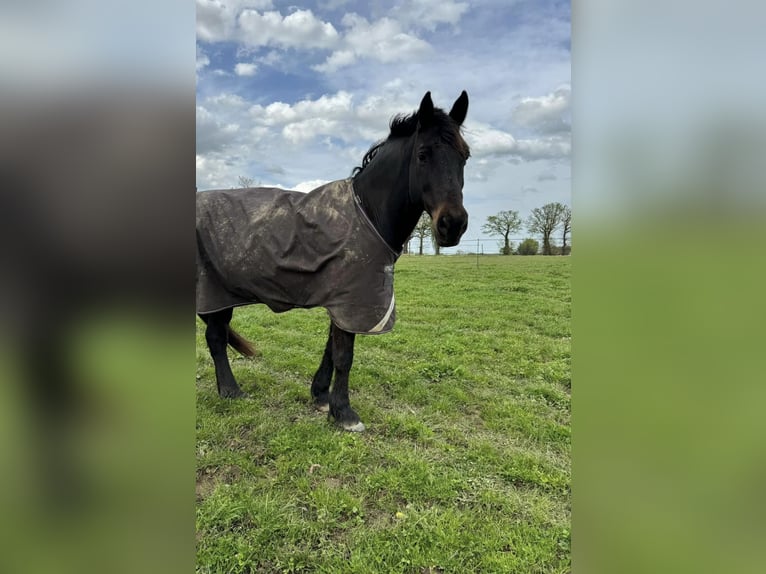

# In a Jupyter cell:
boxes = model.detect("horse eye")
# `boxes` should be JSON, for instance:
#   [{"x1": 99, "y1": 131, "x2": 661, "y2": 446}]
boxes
[{"x1": 417, "y1": 150, "x2": 428, "y2": 162}]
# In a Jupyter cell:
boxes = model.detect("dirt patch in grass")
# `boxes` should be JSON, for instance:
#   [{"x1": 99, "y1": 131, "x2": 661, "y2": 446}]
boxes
[{"x1": 195, "y1": 465, "x2": 242, "y2": 502}]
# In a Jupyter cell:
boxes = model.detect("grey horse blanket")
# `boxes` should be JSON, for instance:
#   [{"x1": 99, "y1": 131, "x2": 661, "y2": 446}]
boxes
[{"x1": 196, "y1": 178, "x2": 399, "y2": 334}]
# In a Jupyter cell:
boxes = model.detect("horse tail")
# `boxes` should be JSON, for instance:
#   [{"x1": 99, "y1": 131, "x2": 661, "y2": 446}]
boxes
[{"x1": 227, "y1": 326, "x2": 256, "y2": 357}]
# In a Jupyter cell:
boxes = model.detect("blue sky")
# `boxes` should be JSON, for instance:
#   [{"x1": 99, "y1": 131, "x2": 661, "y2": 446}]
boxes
[{"x1": 196, "y1": 0, "x2": 571, "y2": 252}]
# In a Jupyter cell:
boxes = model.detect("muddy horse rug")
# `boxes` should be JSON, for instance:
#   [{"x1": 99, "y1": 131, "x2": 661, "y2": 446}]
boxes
[{"x1": 196, "y1": 178, "x2": 398, "y2": 334}]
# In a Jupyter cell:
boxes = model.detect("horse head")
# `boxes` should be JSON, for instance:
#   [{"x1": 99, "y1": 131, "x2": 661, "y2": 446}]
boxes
[{"x1": 409, "y1": 91, "x2": 470, "y2": 247}]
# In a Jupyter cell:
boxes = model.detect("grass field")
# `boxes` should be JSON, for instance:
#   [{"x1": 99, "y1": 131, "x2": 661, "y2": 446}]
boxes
[{"x1": 196, "y1": 255, "x2": 571, "y2": 573}]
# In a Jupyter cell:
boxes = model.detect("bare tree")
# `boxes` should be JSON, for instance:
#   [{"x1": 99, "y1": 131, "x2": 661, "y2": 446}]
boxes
[
  {"x1": 237, "y1": 175, "x2": 255, "y2": 188},
  {"x1": 402, "y1": 233, "x2": 412, "y2": 254},
  {"x1": 560, "y1": 205, "x2": 572, "y2": 254},
  {"x1": 482, "y1": 210, "x2": 522, "y2": 255},
  {"x1": 434, "y1": 241, "x2": 441, "y2": 255},
  {"x1": 428, "y1": 223, "x2": 441, "y2": 255},
  {"x1": 527, "y1": 202, "x2": 566, "y2": 255},
  {"x1": 412, "y1": 212, "x2": 432, "y2": 255}
]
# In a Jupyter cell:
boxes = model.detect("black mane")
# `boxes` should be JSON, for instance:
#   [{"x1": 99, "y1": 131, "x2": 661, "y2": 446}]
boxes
[{"x1": 352, "y1": 107, "x2": 470, "y2": 177}]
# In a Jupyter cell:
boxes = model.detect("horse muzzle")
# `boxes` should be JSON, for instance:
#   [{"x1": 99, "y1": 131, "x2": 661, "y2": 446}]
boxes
[{"x1": 433, "y1": 206, "x2": 468, "y2": 247}]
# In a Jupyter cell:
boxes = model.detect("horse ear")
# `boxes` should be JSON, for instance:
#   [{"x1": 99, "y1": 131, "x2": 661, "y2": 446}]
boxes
[
  {"x1": 449, "y1": 90, "x2": 469, "y2": 126},
  {"x1": 418, "y1": 91, "x2": 434, "y2": 127}
]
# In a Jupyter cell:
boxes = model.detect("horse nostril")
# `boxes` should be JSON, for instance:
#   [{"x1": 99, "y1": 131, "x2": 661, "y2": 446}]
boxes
[{"x1": 437, "y1": 214, "x2": 450, "y2": 235}]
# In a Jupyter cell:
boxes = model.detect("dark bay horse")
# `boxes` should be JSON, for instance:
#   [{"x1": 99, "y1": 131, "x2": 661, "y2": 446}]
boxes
[{"x1": 196, "y1": 91, "x2": 470, "y2": 431}]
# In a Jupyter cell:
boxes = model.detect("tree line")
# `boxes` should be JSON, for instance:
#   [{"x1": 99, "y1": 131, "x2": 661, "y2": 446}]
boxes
[
  {"x1": 404, "y1": 202, "x2": 571, "y2": 256},
  {"x1": 482, "y1": 202, "x2": 571, "y2": 255}
]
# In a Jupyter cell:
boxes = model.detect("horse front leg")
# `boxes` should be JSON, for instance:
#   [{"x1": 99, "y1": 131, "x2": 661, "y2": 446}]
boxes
[
  {"x1": 311, "y1": 324, "x2": 333, "y2": 412},
  {"x1": 329, "y1": 324, "x2": 365, "y2": 432},
  {"x1": 200, "y1": 308, "x2": 247, "y2": 398}
]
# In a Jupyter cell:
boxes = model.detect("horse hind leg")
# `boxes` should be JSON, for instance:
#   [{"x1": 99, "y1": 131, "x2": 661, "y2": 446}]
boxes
[
  {"x1": 200, "y1": 308, "x2": 247, "y2": 398},
  {"x1": 311, "y1": 324, "x2": 333, "y2": 412}
]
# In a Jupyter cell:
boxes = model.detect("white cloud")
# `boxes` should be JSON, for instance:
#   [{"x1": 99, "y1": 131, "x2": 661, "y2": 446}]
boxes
[
  {"x1": 197, "y1": 3, "x2": 338, "y2": 50},
  {"x1": 315, "y1": 13, "x2": 431, "y2": 72},
  {"x1": 314, "y1": 49, "x2": 356, "y2": 72},
  {"x1": 234, "y1": 62, "x2": 258, "y2": 76},
  {"x1": 282, "y1": 118, "x2": 339, "y2": 144},
  {"x1": 249, "y1": 91, "x2": 355, "y2": 139},
  {"x1": 514, "y1": 136, "x2": 571, "y2": 160},
  {"x1": 196, "y1": 0, "x2": 274, "y2": 42},
  {"x1": 292, "y1": 179, "x2": 330, "y2": 193},
  {"x1": 343, "y1": 13, "x2": 431, "y2": 63},
  {"x1": 196, "y1": 88, "x2": 420, "y2": 188},
  {"x1": 512, "y1": 86, "x2": 571, "y2": 135},
  {"x1": 293, "y1": 90, "x2": 354, "y2": 118},
  {"x1": 466, "y1": 122, "x2": 570, "y2": 161},
  {"x1": 258, "y1": 50, "x2": 283, "y2": 66},
  {"x1": 196, "y1": 155, "x2": 241, "y2": 189},
  {"x1": 259, "y1": 91, "x2": 355, "y2": 143},
  {"x1": 394, "y1": 0, "x2": 469, "y2": 31},
  {"x1": 196, "y1": 44, "x2": 210, "y2": 71},
  {"x1": 197, "y1": 5, "x2": 433, "y2": 73},
  {"x1": 257, "y1": 101, "x2": 298, "y2": 125},
  {"x1": 196, "y1": 86, "x2": 570, "y2": 202},
  {"x1": 207, "y1": 93, "x2": 249, "y2": 108},
  {"x1": 238, "y1": 9, "x2": 340, "y2": 50},
  {"x1": 196, "y1": 0, "x2": 235, "y2": 42},
  {"x1": 466, "y1": 124, "x2": 517, "y2": 157},
  {"x1": 196, "y1": 105, "x2": 241, "y2": 155}
]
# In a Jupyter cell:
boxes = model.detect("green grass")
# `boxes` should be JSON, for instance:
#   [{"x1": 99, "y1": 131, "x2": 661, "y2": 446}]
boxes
[{"x1": 196, "y1": 255, "x2": 570, "y2": 573}]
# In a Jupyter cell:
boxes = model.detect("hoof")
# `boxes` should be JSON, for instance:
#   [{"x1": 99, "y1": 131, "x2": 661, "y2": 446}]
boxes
[
  {"x1": 315, "y1": 403, "x2": 330, "y2": 413},
  {"x1": 342, "y1": 421, "x2": 366, "y2": 433}
]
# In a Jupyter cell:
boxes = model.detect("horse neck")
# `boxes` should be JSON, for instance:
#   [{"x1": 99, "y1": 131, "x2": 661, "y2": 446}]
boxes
[{"x1": 353, "y1": 138, "x2": 423, "y2": 252}]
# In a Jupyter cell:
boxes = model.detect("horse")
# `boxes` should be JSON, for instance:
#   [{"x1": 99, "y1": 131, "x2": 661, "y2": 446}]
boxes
[{"x1": 196, "y1": 90, "x2": 470, "y2": 432}]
